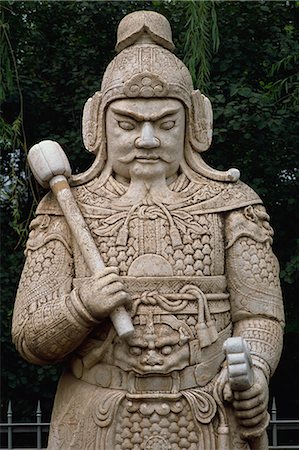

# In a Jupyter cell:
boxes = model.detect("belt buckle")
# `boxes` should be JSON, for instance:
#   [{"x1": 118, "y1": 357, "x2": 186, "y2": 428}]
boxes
[{"x1": 127, "y1": 371, "x2": 181, "y2": 400}]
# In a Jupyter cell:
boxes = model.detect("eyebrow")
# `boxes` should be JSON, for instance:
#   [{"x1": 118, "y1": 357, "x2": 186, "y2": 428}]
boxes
[{"x1": 110, "y1": 106, "x2": 181, "y2": 122}]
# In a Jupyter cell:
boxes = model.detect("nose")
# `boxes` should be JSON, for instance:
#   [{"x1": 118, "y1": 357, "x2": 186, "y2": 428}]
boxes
[
  {"x1": 135, "y1": 122, "x2": 160, "y2": 149},
  {"x1": 142, "y1": 350, "x2": 164, "y2": 366}
]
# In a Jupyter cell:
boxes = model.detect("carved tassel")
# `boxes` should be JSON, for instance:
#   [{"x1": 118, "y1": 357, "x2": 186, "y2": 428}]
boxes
[
  {"x1": 196, "y1": 323, "x2": 211, "y2": 348},
  {"x1": 156, "y1": 201, "x2": 183, "y2": 249},
  {"x1": 116, "y1": 203, "x2": 141, "y2": 246},
  {"x1": 206, "y1": 319, "x2": 218, "y2": 343},
  {"x1": 170, "y1": 226, "x2": 183, "y2": 249},
  {"x1": 116, "y1": 225, "x2": 129, "y2": 246}
]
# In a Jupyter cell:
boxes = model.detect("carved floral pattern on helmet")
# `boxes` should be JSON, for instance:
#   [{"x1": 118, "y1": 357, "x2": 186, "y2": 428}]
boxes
[
  {"x1": 100, "y1": 45, "x2": 193, "y2": 109},
  {"x1": 124, "y1": 73, "x2": 168, "y2": 98}
]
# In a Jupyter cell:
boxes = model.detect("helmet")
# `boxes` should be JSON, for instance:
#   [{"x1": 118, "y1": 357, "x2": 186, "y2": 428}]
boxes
[
  {"x1": 75, "y1": 10, "x2": 239, "y2": 186},
  {"x1": 82, "y1": 10, "x2": 212, "y2": 156}
]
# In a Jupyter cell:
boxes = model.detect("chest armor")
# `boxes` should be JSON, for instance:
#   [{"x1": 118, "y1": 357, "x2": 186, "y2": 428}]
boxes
[
  {"x1": 70, "y1": 202, "x2": 235, "y2": 449},
  {"x1": 75, "y1": 202, "x2": 225, "y2": 276},
  {"x1": 73, "y1": 200, "x2": 231, "y2": 376}
]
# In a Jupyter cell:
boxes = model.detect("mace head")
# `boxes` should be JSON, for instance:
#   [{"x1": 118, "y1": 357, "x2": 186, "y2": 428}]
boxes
[{"x1": 28, "y1": 140, "x2": 71, "y2": 189}]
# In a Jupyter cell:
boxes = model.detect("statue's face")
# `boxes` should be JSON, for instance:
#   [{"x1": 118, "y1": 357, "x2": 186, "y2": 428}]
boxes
[{"x1": 106, "y1": 98, "x2": 185, "y2": 180}]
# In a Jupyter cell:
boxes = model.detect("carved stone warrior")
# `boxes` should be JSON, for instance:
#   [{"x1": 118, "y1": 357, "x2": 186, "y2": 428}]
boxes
[{"x1": 12, "y1": 11, "x2": 284, "y2": 450}]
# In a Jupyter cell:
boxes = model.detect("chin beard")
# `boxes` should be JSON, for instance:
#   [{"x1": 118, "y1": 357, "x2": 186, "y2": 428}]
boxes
[
  {"x1": 129, "y1": 162, "x2": 166, "y2": 181},
  {"x1": 113, "y1": 161, "x2": 181, "y2": 205}
]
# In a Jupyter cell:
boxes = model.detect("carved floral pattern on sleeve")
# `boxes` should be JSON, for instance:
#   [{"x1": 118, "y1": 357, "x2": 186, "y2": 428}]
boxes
[
  {"x1": 12, "y1": 216, "x2": 97, "y2": 364},
  {"x1": 225, "y1": 205, "x2": 284, "y2": 376}
]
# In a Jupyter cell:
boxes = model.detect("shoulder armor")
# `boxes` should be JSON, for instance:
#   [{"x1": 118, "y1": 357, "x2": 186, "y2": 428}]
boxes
[
  {"x1": 36, "y1": 191, "x2": 63, "y2": 215},
  {"x1": 225, "y1": 204, "x2": 274, "y2": 249},
  {"x1": 182, "y1": 179, "x2": 262, "y2": 215},
  {"x1": 26, "y1": 212, "x2": 72, "y2": 255},
  {"x1": 218, "y1": 180, "x2": 262, "y2": 212}
]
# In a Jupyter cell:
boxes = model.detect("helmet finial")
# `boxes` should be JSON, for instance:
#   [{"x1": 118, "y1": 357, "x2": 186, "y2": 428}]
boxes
[{"x1": 116, "y1": 10, "x2": 175, "y2": 53}]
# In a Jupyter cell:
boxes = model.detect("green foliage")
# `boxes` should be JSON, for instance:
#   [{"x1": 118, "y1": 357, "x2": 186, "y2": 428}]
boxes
[
  {"x1": 182, "y1": 0, "x2": 219, "y2": 92},
  {"x1": 269, "y1": 52, "x2": 299, "y2": 107},
  {"x1": 281, "y1": 239, "x2": 299, "y2": 285},
  {"x1": 1, "y1": 0, "x2": 298, "y2": 420},
  {"x1": 0, "y1": 19, "x2": 13, "y2": 103},
  {"x1": 0, "y1": 2, "x2": 32, "y2": 249}
]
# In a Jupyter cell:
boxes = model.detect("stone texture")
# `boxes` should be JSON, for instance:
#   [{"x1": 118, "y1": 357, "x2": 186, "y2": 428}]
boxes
[{"x1": 12, "y1": 10, "x2": 284, "y2": 450}]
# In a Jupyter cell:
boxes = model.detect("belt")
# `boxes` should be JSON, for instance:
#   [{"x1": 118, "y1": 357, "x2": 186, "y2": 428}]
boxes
[{"x1": 71, "y1": 325, "x2": 232, "y2": 392}]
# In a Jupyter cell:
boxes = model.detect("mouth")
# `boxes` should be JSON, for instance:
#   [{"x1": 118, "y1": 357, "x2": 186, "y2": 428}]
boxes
[
  {"x1": 135, "y1": 156, "x2": 160, "y2": 163},
  {"x1": 118, "y1": 153, "x2": 173, "y2": 164}
]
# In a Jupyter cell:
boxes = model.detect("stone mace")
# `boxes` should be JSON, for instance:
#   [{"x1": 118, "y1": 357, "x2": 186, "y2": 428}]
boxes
[{"x1": 28, "y1": 140, "x2": 134, "y2": 338}]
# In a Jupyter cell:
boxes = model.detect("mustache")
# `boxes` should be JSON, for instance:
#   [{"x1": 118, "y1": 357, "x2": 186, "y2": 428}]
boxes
[{"x1": 118, "y1": 152, "x2": 175, "y2": 164}]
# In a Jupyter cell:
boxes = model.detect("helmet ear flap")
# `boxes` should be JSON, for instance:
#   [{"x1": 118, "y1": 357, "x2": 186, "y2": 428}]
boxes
[
  {"x1": 82, "y1": 91, "x2": 103, "y2": 153},
  {"x1": 189, "y1": 90, "x2": 213, "y2": 152}
]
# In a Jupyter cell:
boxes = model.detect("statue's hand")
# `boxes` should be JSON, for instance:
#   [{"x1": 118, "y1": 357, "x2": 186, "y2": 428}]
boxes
[
  {"x1": 232, "y1": 367, "x2": 269, "y2": 431},
  {"x1": 78, "y1": 267, "x2": 130, "y2": 320}
]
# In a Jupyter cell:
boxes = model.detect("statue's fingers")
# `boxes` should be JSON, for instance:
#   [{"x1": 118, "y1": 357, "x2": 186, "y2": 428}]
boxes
[
  {"x1": 95, "y1": 272, "x2": 121, "y2": 289},
  {"x1": 233, "y1": 394, "x2": 263, "y2": 411},
  {"x1": 234, "y1": 385, "x2": 262, "y2": 401},
  {"x1": 238, "y1": 410, "x2": 268, "y2": 428},
  {"x1": 104, "y1": 281, "x2": 129, "y2": 295},
  {"x1": 112, "y1": 290, "x2": 131, "y2": 307},
  {"x1": 94, "y1": 267, "x2": 119, "y2": 279},
  {"x1": 235, "y1": 403, "x2": 267, "y2": 421}
]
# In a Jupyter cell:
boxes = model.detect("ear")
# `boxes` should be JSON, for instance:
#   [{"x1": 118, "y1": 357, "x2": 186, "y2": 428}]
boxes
[
  {"x1": 188, "y1": 90, "x2": 213, "y2": 152},
  {"x1": 82, "y1": 91, "x2": 103, "y2": 153}
]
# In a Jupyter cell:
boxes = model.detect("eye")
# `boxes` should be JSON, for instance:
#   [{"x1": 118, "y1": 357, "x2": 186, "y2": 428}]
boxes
[
  {"x1": 118, "y1": 121, "x2": 135, "y2": 131},
  {"x1": 161, "y1": 346, "x2": 172, "y2": 355},
  {"x1": 160, "y1": 120, "x2": 175, "y2": 130},
  {"x1": 129, "y1": 346, "x2": 142, "y2": 356}
]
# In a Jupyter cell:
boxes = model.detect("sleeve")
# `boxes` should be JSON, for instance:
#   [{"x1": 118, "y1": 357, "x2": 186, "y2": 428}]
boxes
[
  {"x1": 225, "y1": 204, "x2": 285, "y2": 379},
  {"x1": 12, "y1": 213, "x2": 100, "y2": 365}
]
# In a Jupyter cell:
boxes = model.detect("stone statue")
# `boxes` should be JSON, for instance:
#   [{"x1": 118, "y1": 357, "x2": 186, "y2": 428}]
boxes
[{"x1": 12, "y1": 10, "x2": 284, "y2": 450}]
